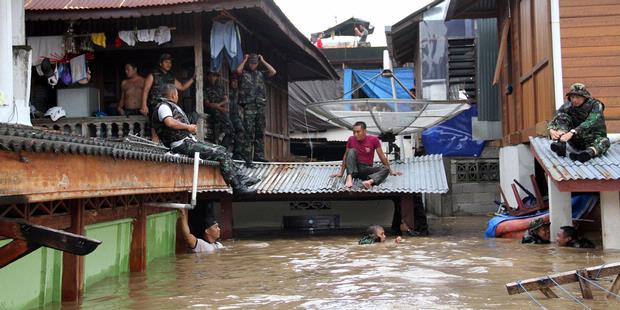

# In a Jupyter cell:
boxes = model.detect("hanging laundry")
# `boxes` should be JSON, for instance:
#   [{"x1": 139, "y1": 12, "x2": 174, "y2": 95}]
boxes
[
  {"x1": 90, "y1": 32, "x2": 106, "y2": 48},
  {"x1": 27, "y1": 36, "x2": 65, "y2": 65},
  {"x1": 70, "y1": 54, "x2": 88, "y2": 84},
  {"x1": 59, "y1": 63, "x2": 72, "y2": 85},
  {"x1": 210, "y1": 21, "x2": 243, "y2": 72},
  {"x1": 154, "y1": 26, "x2": 172, "y2": 45},
  {"x1": 118, "y1": 30, "x2": 136, "y2": 46},
  {"x1": 137, "y1": 28, "x2": 157, "y2": 42},
  {"x1": 114, "y1": 35, "x2": 122, "y2": 48}
]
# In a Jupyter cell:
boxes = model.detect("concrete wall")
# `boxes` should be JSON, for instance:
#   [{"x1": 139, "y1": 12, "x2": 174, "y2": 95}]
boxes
[
  {"x1": 499, "y1": 144, "x2": 535, "y2": 208},
  {"x1": 230, "y1": 200, "x2": 395, "y2": 230}
]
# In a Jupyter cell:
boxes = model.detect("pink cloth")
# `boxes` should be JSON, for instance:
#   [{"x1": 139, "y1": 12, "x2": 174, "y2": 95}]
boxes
[{"x1": 346, "y1": 135, "x2": 381, "y2": 165}]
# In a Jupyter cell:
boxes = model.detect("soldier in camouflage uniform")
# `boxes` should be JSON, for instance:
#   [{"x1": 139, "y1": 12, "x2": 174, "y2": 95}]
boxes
[
  {"x1": 141, "y1": 53, "x2": 195, "y2": 141},
  {"x1": 151, "y1": 84, "x2": 258, "y2": 195},
  {"x1": 235, "y1": 53, "x2": 277, "y2": 162},
  {"x1": 204, "y1": 71, "x2": 234, "y2": 149},
  {"x1": 548, "y1": 83, "x2": 610, "y2": 162},
  {"x1": 228, "y1": 74, "x2": 248, "y2": 162}
]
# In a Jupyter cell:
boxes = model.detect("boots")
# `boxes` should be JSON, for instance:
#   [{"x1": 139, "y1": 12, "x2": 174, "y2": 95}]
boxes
[
  {"x1": 550, "y1": 141, "x2": 566, "y2": 157},
  {"x1": 569, "y1": 149, "x2": 595, "y2": 163}
]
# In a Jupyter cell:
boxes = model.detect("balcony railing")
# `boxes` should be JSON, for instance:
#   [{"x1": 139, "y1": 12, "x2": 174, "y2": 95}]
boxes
[{"x1": 32, "y1": 116, "x2": 152, "y2": 139}]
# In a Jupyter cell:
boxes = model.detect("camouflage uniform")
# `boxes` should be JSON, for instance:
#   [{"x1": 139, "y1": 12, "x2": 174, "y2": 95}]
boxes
[
  {"x1": 548, "y1": 83, "x2": 610, "y2": 157},
  {"x1": 204, "y1": 81, "x2": 234, "y2": 149},
  {"x1": 521, "y1": 218, "x2": 550, "y2": 244},
  {"x1": 239, "y1": 69, "x2": 267, "y2": 160},
  {"x1": 228, "y1": 86, "x2": 247, "y2": 160},
  {"x1": 358, "y1": 235, "x2": 379, "y2": 245},
  {"x1": 148, "y1": 68, "x2": 175, "y2": 115},
  {"x1": 151, "y1": 97, "x2": 249, "y2": 193}
]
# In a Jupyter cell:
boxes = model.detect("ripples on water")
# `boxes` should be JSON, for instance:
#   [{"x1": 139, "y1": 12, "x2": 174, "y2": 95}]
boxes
[{"x1": 66, "y1": 217, "x2": 620, "y2": 309}]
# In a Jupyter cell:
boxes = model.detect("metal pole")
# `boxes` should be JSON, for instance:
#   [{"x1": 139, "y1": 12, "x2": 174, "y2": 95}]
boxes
[{"x1": 191, "y1": 152, "x2": 199, "y2": 207}]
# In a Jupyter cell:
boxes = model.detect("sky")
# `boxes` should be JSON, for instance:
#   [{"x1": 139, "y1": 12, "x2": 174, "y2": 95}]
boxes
[{"x1": 273, "y1": 0, "x2": 435, "y2": 47}]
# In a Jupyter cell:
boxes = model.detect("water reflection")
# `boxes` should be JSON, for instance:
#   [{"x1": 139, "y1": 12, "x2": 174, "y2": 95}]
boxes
[{"x1": 68, "y1": 217, "x2": 620, "y2": 309}]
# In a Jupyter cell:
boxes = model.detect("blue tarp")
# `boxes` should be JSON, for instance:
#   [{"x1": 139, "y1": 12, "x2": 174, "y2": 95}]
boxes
[
  {"x1": 343, "y1": 68, "x2": 414, "y2": 99},
  {"x1": 484, "y1": 194, "x2": 597, "y2": 238},
  {"x1": 422, "y1": 106, "x2": 485, "y2": 157}
]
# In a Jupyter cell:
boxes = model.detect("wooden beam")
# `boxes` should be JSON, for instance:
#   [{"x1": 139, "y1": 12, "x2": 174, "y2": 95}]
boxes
[
  {"x1": 609, "y1": 274, "x2": 620, "y2": 300},
  {"x1": 129, "y1": 201, "x2": 147, "y2": 272},
  {"x1": 400, "y1": 194, "x2": 415, "y2": 230},
  {"x1": 577, "y1": 269, "x2": 594, "y2": 299},
  {"x1": 194, "y1": 13, "x2": 205, "y2": 142},
  {"x1": 62, "y1": 200, "x2": 85, "y2": 302},
  {"x1": 539, "y1": 287, "x2": 558, "y2": 298},
  {"x1": 506, "y1": 262, "x2": 620, "y2": 295},
  {"x1": 0, "y1": 239, "x2": 40, "y2": 269},
  {"x1": 493, "y1": 19, "x2": 510, "y2": 85}
]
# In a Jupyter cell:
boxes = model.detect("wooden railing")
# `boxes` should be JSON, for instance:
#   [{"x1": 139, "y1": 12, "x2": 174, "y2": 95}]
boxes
[{"x1": 32, "y1": 116, "x2": 151, "y2": 139}]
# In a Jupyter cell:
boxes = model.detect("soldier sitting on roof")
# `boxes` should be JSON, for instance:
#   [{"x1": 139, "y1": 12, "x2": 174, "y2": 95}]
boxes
[
  {"x1": 521, "y1": 218, "x2": 550, "y2": 244},
  {"x1": 330, "y1": 121, "x2": 401, "y2": 189},
  {"x1": 151, "y1": 83, "x2": 259, "y2": 195},
  {"x1": 548, "y1": 83, "x2": 610, "y2": 163},
  {"x1": 556, "y1": 226, "x2": 595, "y2": 249}
]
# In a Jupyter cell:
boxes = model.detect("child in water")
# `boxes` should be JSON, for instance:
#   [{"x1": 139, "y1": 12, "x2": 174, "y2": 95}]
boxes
[{"x1": 359, "y1": 225, "x2": 402, "y2": 245}]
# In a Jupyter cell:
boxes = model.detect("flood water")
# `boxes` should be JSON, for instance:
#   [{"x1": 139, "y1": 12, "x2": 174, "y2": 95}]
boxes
[{"x1": 65, "y1": 217, "x2": 620, "y2": 309}]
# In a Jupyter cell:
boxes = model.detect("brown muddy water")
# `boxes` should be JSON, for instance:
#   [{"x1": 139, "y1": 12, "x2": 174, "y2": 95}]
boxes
[{"x1": 64, "y1": 217, "x2": 620, "y2": 309}]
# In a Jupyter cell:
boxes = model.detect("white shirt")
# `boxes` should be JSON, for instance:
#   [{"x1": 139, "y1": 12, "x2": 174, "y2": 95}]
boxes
[{"x1": 192, "y1": 238, "x2": 224, "y2": 253}]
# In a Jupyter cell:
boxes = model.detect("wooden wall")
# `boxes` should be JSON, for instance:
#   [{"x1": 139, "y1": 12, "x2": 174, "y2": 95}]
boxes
[
  {"x1": 560, "y1": 0, "x2": 620, "y2": 132},
  {"x1": 499, "y1": 0, "x2": 555, "y2": 145}
]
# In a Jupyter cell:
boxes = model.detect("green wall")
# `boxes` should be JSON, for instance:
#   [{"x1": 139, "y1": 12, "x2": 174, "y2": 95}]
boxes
[
  {"x1": 146, "y1": 211, "x2": 177, "y2": 264},
  {"x1": 84, "y1": 218, "x2": 133, "y2": 291},
  {"x1": 0, "y1": 239, "x2": 62, "y2": 310}
]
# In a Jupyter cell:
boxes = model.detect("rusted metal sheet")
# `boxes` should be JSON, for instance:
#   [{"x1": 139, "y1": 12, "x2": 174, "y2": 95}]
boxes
[
  {"x1": 530, "y1": 136, "x2": 620, "y2": 182},
  {"x1": 0, "y1": 151, "x2": 228, "y2": 203},
  {"x1": 240, "y1": 155, "x2": 449, "y2": 195},
  {"x1": 24, "y1": 0, "x2": 199, "y2": 10}
]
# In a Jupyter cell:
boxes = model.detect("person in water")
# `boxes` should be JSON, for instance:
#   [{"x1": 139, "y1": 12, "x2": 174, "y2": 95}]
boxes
[
  {"x1": 179, "y1": 208, "x2": 224, "y2": 253},
  {"x1": 521, "y1": 218, "x2": 551, "y2": 244},
  {"x1": 359, "y1": 225, "x2": 402, "y2": 245},
  {"x1": 556, "y1": 225, "x2": 595, "y2": 249}
]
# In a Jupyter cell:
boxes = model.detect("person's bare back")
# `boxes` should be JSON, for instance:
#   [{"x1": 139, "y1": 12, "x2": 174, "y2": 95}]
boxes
[{"x1": 121, "y1": 76, "x2": 145, "y2": 110}]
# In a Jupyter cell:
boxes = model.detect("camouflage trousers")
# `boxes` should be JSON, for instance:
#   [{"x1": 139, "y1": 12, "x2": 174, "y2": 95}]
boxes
[
  {"x1": 243, "y1": 102, "x2": 266, "y2": 159},
  {"x1": 210, "y1": 110, "x2": 234, "y2": 150},
  {"x1": 229, "y1": 111, "x2": 247, "y2": 160},
  {"x1": 551, "y1": 113, "x2": 610, "y2": 155},
  {"x1": 171, "y1": 139, "x2": 240, "y2": 188}
]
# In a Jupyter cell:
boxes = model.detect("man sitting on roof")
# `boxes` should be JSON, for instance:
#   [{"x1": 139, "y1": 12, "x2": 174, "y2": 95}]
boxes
[
  {"x1": 548, "y1": 83, "x2": 610, "y2": 163},
  {"x1": 556, "y1": 226, "x2": 595, "y2": 249},
  {"x1": 521, "y1": 218, "x2": 550, "y2": 244},
  {"x1": 330, "y1": 121, "x2": 401, "y2": 189},
  {"x1": 151, "y1": 83, "x2": 258, "y2": 194}
]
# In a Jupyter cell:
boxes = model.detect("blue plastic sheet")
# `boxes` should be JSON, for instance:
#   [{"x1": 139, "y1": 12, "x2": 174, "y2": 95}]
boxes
[
  {"x1": 421, "y1": 106, "x2": 485, "y2": 156},
  {"x1": 352, "y1": 68, "x2": 415, "y2": 99}
]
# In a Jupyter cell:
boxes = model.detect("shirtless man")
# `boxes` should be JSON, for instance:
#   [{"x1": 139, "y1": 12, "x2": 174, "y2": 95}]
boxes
[{"x1": 117, "y1": 63, "x2": 145, "y2": 116}]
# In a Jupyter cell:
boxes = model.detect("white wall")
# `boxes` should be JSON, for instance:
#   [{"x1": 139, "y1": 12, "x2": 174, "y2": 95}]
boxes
[
  {"x1": 231, "y1": 200, "x2": 394, "y2": 229},
  {"x1": 499, "y1": 144, "x2": 535, "y2": 208}
]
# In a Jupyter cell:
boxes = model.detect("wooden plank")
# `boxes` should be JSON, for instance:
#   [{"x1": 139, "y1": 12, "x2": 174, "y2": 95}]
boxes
[
  {"x1": 561, "y1": 25, "x2": 620, "y2": 38},
  {"x1": 129, "y1": 201, "x2": 147, "y2": 272},
  {"x1": 577, "y1": 269, "x2": 594, "y2": 299},
  {"x1": 562, "y1": 76, "x2": 620, "y2": 88},
  {"x1": 562, "y1": 46, "x2": 620, "y2": 58},
  {"x1": 62, "y1": 200, "x2": 84, "y2": 302},
  {"x1": 563, "y1": 66, "x2": 620, "y2": 78},
  {"x1": 557, "y1": 179, "x2": 620, "y2": 192},
  {"x1": 563, "y1": 56, "x2": 620, "y2": 68},
  {"x1": 560, "y1": 4, "x2": 620, "y2": 18},
  {"x1": 539, "y1": 287, "x2": 558, "y2": 298},
  {"x1": 607, "y1": 120, "x2": 620, "y2": 133},
  {"x1": 561, "y1": 35, "x2": 620, "y2": 48},
  {"x1": 506, "y1": 262, "x2": 620, "y2": 295},
  {"x1": 561, "y1": 15, "x2": 620, "y2": 28},
  {"x1": 493, "y1": 19, "x2": 510, "y2": 85},
  {"x1": 609, "y1": 274, "x2": 620, "y2": 300},
  {"x1": 193, "y1": 13, "x2": 205, "y2": 142},
  {"x1": 561, "y1": 0, "x2": 620, "y2": 7}
]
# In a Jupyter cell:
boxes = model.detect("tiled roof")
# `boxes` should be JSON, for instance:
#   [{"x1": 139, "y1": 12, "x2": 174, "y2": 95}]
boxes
[
  {"x1": 24, "y1": 0, "x2": 199, "y2": 11},
  {"x1": 242, "y1": 155, "x2": 449, "y2": 195},
  {"x1": 0, "y1": 123, "x2": 218, "y2": 166},
  {"x1": 530, "y1": 136, "x2": 620, "y2": 181}
]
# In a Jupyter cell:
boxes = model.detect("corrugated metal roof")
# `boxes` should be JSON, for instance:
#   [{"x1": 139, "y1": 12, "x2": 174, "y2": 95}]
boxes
[
  {"x1": 530, "y1": 136, "x2": 620, "y2": 181},
  {"x1": 240, "y1": 155, "x2": 449, "y2": 194},
  {"x1": 24, "y1": 0, "x2": 200, "y2": 11}
]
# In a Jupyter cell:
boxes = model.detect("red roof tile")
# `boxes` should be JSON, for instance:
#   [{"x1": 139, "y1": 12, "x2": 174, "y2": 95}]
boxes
[{"x1": 24, "y1": 0, "x2": 201, "y2": 11}]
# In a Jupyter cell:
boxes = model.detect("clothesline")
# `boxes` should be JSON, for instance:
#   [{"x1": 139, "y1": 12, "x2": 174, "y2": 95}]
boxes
[{"x1": 65, "y1": 27, "x2": 177, "y2": 38}]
